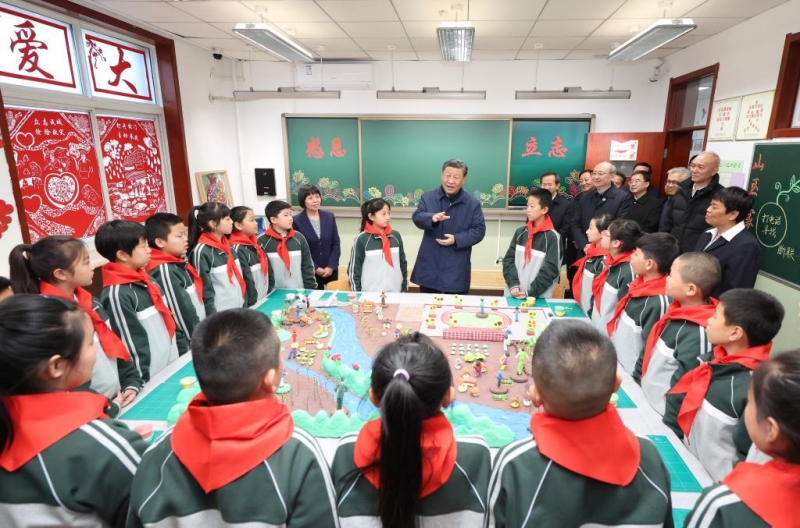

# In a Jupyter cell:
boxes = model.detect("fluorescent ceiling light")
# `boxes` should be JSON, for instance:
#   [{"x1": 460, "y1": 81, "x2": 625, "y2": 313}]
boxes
[
  {"x1": 376, "y1": 87, "x2": 485, "y2": 100},
  {"x1": 608, "y1": 18, "x2": 696, "y2": 61},
  {"x1": 232, "y1": 87, "x2": 340, "y2": 100},
  {"x1": 233, "y1": 23, "x2": 314, "y2": 63},
  {"x1": 437, "y1": 21, "x2": 474, "y2": 62},
  {"x1": 516, "y1": 87, "x2": 631, "y2": 100}
]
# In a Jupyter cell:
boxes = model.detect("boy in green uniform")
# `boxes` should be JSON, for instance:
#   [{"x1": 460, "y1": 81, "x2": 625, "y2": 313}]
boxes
[
  {"x1": 258, "y1": 200, "x2": 317, "y2": 290},
  {"x1": 489, "y1": 320, "x2": 673, "y2": 527}
]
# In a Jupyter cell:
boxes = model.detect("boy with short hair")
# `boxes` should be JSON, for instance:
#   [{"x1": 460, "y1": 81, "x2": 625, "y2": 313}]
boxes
[
  {"x1": 145, "y1": 212, "x2": 206, "y2": 355},
  {"x1": 489, "y1": 320, "x2": 673, "y2": 527},
  {"x1": 664, "y1": 289, "x2": 785, "y2": 481},
  {"x1": 642, "y1": 252, "x2": 721, "y2": 416},
  {"x1": 258, "y1": 200, "x2": 317, "y2": 290},
  {"x1": 609, "y1": 232, "x2": 679, "y2": 378},
  {"x1": 127, "y1": 309, "x2": 338, "y2": 528},
  {"x1": 590, "y1": 219, "x2": 642, "y2": 334},
  {"x1": 96, "y1": 220, "x2": 179, "y2": 383},
  {"x1": 502, "y1": 187, "x2": 562, "y2": 299}
]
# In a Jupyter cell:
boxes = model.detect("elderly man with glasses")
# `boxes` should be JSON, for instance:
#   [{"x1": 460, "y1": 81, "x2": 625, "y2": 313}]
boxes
[
  {"x1": 627, "y1": 170, "x2": 663, "y2": 233},
  {"x1": 658, "y1": 167, "x2": 691, "y2": 232}
]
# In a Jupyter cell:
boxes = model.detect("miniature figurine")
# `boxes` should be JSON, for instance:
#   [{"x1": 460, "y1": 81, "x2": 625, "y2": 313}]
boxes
[
  {"x1": 496, "y1": 371, "x2": 505, "y2": 388},
  {"x1": 288, "y1": 343, "x2": 298, "y2": 360},
  {"x1": 474, "y1": 360, "x2": 483, "y2": 377},
  {"x1": 515, "y1": 349, "x2": 528, "y2": 376},
  {"x1": 380, "y1": 292, "x2": 387, "y2": 307},
  {"x1": 500, "y1": 351, "x2": 510, "y2": 371},
  {"x1": 335, "y1": 377, "x2": 347, "y2": 411},
  {"x1": 514, "y1": 307, "x2": 520, "y2": 322}
]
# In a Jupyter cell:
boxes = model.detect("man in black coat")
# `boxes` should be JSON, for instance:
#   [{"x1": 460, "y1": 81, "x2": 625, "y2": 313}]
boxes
[
  {"x1": 664, "y1": 151, "x2": 724, "y2": 253},
  {"x1": 658, "y1": 167, "x2": 691, "y2": 232},
  {"x1": 627, "y1": 170, "x2": 663, "y2": 233},
  {"x1": 570, "y1": 161, "x2": 632, "y2": 255},
  {"x1": 539, "y1": 171, "x2": 571, "y2": 234}
]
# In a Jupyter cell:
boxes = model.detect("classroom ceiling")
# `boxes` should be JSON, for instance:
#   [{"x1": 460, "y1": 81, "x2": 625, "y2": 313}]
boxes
[{"x1": 85, "y1": 0, "x2": 790, "y2": 61}]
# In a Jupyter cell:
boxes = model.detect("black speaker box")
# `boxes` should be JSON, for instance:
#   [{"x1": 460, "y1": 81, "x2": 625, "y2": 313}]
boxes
[{"x1": 255, "y1": 168, "x2": 276, "y2": 196}]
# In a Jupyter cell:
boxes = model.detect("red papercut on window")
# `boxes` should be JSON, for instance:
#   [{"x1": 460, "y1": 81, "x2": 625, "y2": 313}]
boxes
[
  {"x1": 5, "y1": 107, "x2": 105, "y2": 242},
  {"x1": 521, "y1": 136, "x2": 542, "y2": 157},
  {"x1": 306, "y1": 137, "x2": 324, "y2": 159},
  {"x1": 97, "y1": 116, "x2": 166, "y2": 222},
  {"x1": 330, "y1": 137, "x2": 347, "y2": 158},
  {"x1": 83, "y1": 31, "x2": 153, "y2": 102},
  {"x1": 548, "y1": 135, "x2": 568, "y2": 158},
  {"x1": 11, "y1": 20, "x2": 53, "y2": 80}
]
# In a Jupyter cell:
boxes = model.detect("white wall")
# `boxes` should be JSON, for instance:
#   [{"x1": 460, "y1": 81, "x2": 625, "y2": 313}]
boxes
[{"x1": 663, "y1": 0, "x2": 800, "y2": 351}]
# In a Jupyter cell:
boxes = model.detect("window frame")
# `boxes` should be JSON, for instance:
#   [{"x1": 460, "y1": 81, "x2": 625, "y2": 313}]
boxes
[{"x1": 768, "y1": 32, "x2": 800, "y2": 139}]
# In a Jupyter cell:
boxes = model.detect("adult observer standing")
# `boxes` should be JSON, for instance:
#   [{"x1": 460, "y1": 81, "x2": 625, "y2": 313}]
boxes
[
  {"x1": 665, "y1": 151, "x2": 724, "y2": 253},
  {"x1": 658, "y1": 167, "x2": 691, "y2": 232},
  {"x1": 411, "y1": 159, "x2": 486, "y2": 294},
  {"x1": 292, "y1": 184, "x2": 341, "y2": 290}
]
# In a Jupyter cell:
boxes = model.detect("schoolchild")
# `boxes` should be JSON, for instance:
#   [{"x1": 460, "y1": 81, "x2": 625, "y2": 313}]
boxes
[
  {"x1": 258, "y1": 200, "x2": 317, "y2": 290},
  {"x1": 348, "y1": 198, "x2": 408, "y2": 292},
  {"x1": 0, "y1": 276, "x2": 12, "y2": 301},
  {"x1": 571, "y1": 213, "x2": 613, "y2": 315},
  {"x1": 229, "y1": 206, "x2": 273, "y2": 305}
]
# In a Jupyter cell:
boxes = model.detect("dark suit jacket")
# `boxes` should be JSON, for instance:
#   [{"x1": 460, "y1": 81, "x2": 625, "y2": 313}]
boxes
[
  {"x1": 293, "y1": 209, "x2": 341, "y2": 280},
  {"x1": 666, "y1": 175, "x2": 724, "y2": 253},
  {"x1": 570, "y1": 185, "x2": 633, "y2": 250},
  {"x1": 628, "y1": 192, "x2": 664, "y2": 233},
  {"x1": 694, "y1": 225, "x2": 761, "y2": 298},
  {"x1": 548, "y1": 194, "x2": 571, "y2": 236}
]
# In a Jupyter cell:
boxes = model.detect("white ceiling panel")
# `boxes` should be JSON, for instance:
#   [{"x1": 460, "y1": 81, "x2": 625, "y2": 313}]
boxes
[
  {"x1": 403, "y1": 21, "x2": 442, "y2": 38},
  {"x1": 539, "y1": 0, "x2": 626, "y2": 20},
  {"x1": 691, "y1": 17, "x2": 747, "y2": 36},
  {"x1": 338, "y1": 22, "x2": 408, "y2": 38},
  {"x1": 473, "y1": 37, "x2": 525, "y2": 50},
  {"x1": 564, "y1": 49, "x2": 613, "y2": 60},
  {"x1": 314, "y1": 51, "x2": 372, "y2": 60},
  {"x1": 100, "y1": 2, "x2": 197, "y2": 23},
  {"x1": 522, "y1": 36, "x2": 585, "y2": 49},
  {"x1": 516, "y1": 49, "x2": 571, "y2": 60},
  {"x1": 352, "y1": 38, "x2": 414, "y2": 52},
  {"x1": 468, "y1": 0, "x2": 547, "y2": 21},
  {"x1": 471, "y1": 50, "x2": 519, "y2": 60},
  {"x1": 366, "y1": 50, "x2": 418, "y2": 60},
  {"x1": 274, "y1": 22, "x2": 348, "y2": 39},
  {"x1": 410, "y1": 38, "x2": 441, "y2": 52},
  {"x1": 241, "y1": 1, "x2": 333, "y2": 23},
  {"x1": 296, "y1": 38, "x2": 363, "y2": 51},
  {"x1": 185, "y1": 37, "x2": 256, "y2": 52},
  {"x1": 531, "y1": 20, "x2": 603, "y2": 37},
  {"x1": 416, "y1": 51, "x2": 445, "y2": 61},
  {"x1": 613, "y1": 0, "x2": 707, "y2": 18},
  {"x1": 686, "y1": 0, "x2": 788, "y2": 18},
  {"x1": 392, "y1": 0, "x2": 456, "y2": 21},
  {"x1": 316, "y1": 1, "x2": 399, "y2": 22},
  {"x1": 577, "y1": 36, "x2": 625, "y2": 50},
  {"x1": 173, "y1": 2, "x2": 260, "y2": 24},
  {"x1": 223, "y1": 50, "x2": 281, "y2": 61},
  {"x1": 151, "y1": 22, "x2": 231, "y2": 39},
  {"x1": 591, "y1": 18, "x2": 658, "y2": 38},
  {"x1": 471, "y1": 21, "x2": 535, "y2": 38}
]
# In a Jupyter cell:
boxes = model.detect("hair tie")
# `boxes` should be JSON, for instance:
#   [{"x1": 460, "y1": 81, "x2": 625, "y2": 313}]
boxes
[{"x1": 393, "y1": 369, "x2": 410, "y2": 381}]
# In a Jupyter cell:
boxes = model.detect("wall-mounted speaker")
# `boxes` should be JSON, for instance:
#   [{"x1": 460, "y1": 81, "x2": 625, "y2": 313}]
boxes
[{"x1": 255, "y1": 168, "x2": 276, "y2": 196}]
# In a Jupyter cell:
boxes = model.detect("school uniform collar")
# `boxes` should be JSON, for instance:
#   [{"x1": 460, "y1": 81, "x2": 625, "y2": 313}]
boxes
[
  {"x1": 0, "y1": 392, "x2": 108, "y2": 471},
  {"x1": 704, "y1": 221, "x2": 746, "y2": 248},
  {"x1": 172, "y1": 394, "x2": 294, "y2": 493},
  {"x1": 723, "y1": 459, "x2": 800, "y2": 528},
  {"x1": 529, "y1": 405, "x2": 640, "y2": 486}
]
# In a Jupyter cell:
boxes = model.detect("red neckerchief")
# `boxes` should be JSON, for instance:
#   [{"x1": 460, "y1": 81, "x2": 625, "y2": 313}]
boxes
[
  {"x1": 722, "y1": 460, "x2": 800, "y2": 528},
  {"x1": 354, "y1": 412, "x2": 457, "y2": 498},
  {"x1": 197, "y1": 233, "x2": 246, "y2": 295},
  {"x1": 263, "y1": 226, "x2": 296, "y2": 273},
  {"x1": 229, "y1": 232, "x2": 269, "y2": 282},
  {"x1": 592, "y1": 250, "x2": 634, "y2": 311},
  {"x1": 530, "y1": 405, "x2": 640, "y2": 485},
  {"x1": 606, "y1": 274, "x2": 668, "y2": 336},
  {"x1": 146, "y1": 248, "x2": 205, "y2": 305},
  {"x1": 101, "y1": 262, "x2": 177, "y2": 339},
  {"x1": 0, "y1": 392, "x2": 108, "y2": 471},
  {"x1": 668, "y1": 343, "x2": 772, "y2": 437},
  {"x1": 39, "y1": 281, "x2": 130, "y2": 361},
  {"x1": 363, "y1": 223, "x2": 394, "y2": 267},
  {"x1": 523, "y1": 216, "x2": 555, "y2": 268},
  {"x1": 641, "y1": 299, "x2": 718, "y2": 377},
  {"x1": 571, "y1": 244, "x2": 608, "y2": 309},
  {"x1": 172, "y1": 394, "x2": 294, "y2": 493}
]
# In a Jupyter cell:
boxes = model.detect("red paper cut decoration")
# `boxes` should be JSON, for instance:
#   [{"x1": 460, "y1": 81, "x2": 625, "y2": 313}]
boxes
[
  {"x1": 5, "y1": 107, "x2": 105, "y2": 242},
  {"x1": 522, "y1": 136, "x2": 542, "y2": 157},
  {"x1": 84, "y1": 32, "x2": 153, "y2": 102},
  {"x1": 97, "y1": 116, "x2": 166, "y2": 222},
  {"x1": 0, "y1": 200, "x2": 14, "y2": 238}
]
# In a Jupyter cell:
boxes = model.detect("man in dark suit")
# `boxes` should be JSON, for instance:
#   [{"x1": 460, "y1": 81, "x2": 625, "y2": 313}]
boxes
[
  {"x1": 627, "y1": 170, "x2": 663, "y2": 233},
  {"x1": 539, "y1": 171, "x2": 570, "y2": 234},
  {"x1": 570, "y1": 161, "x2": 632, "y2": 256},
  {"x1": 658, "y1": 167, "x2": 691, "y2": 232}
]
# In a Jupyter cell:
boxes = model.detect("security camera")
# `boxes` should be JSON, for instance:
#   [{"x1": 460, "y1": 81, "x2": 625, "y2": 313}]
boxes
[{"x1": 211, "y1": 47, "x2": 223, "y2": 60}]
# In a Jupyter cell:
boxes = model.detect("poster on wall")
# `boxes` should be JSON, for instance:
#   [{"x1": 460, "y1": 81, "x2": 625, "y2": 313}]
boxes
[
  {"x1": 735, "y1": 90, "x2": 774, "y2": 141},
  {"x1": 609, "y1": 139, "x2": 638, "y2": 161},
  {"x1": 718, "y1": 159, "x2": 746, "y2": 188},
  {"x1": 5, "y1": 107, "x2": 105, "y2": 242},
  {"x1": 707, "y1": 97, "x2": 740, "y2": 141},
  {"x1": 97, "y1": 115, "x2": 166, "y2": 222}
]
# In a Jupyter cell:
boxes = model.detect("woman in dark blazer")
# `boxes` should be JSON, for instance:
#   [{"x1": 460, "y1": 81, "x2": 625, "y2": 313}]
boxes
[{"x1": 293, "y1": 184, "x2": 341, "y2": 290}]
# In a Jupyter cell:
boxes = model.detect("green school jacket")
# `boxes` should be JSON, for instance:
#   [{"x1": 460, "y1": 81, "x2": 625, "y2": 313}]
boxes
[
  {"x1": 188, "y1": 243, "x2": 245, "y2": 315},
  {"x1": 684, "y1": 484, "x2": 769, "y2": 528},
  {"x1": 579, "y1": 256, "x2": 605, "y2": 316},
  {"x1": 502, "y1": 226, "x2": 561, "y2": 298},
  {"x1": 347, "y1": 231, "x2": 408, "y2": 292},
  {"x1": 610, "y1": 293, "x2": 671, "y2": 380},
  {"x1": 88, "y1": 297, "x2": 142, "y2": 400},
  {"x1": 148, "y1": 262, "x2": 206, "y2": 354},
  {"x1": 591, "y1": 261, "x2": 635, "y2": 334},
  {"x1": 257, "y1": 232, "x2": 317, "y2": 290},
  {"x1": 231, "y1": 243, "x2": 274, "y2": 306}
]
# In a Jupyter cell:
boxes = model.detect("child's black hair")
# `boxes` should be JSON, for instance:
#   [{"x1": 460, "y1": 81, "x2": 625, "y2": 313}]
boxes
[
  {"x1": 711, "y1": 186, "x2": 754, "y2": 223},
  {"x1": 145, "y1": 212, "x2": 184, "y2": 248},
  {"x1": 527, "y1": 187, "x2": 553, "y2": 211},
  {"x1": 230, "y1": 206, "x2": 254, "y2": 233},
  {"x1": 264, "y1": 200, "x2": 292, "y2": 224},
  {"x1": 590, "y1": 213, "x2": 615, "y2": 233},
  {"x1": 674, "y1": 252, "x2": 721, "y2": 299},
  {"x1": 8, "y1": 236, "x2": 87, "y2": 293},
  {"x1": 367, "y1": 331, "x2": 452, "y2": 528},
  {"x1": 634, "y1": 161, "x2": 653, "y2": 174},
  {"x1": 540, "y1": 171, "x2": 560, "y2": 185},
  {"x1": 0, "y1": 294, "x2": 88, "y2": 450},
  {"x1": 718, "y1": 289, "x2": 784, "y2": 347},
  {"x1": 95, "y1": 220, "x2": 148, "y2": 263},
  {"x1": 360, "y1": 198, "x2": 390, "y2": 231},
  {"x1": 188, "y1": 202, "x2": 231, "y2": 249},
  {"x1": 0, "y1": 276, "x2": 12, "y2": 295},
  {"x1": 532, "y1": 319, "x2": 617, "y2": 420},
  {"x1": 297, "y1": 184, "x2": 321, "y2": 209},
  {"x1": 191, "y1": 308, "x2": 280, "y2": 405},
  {"x1": 636, "y1": 232, "x2": 680, "y2": 274},
  {"x1": 751, "y1": 350, "x2": 800, "y2": 463},
  {"x1": 607, "y1": 219, "x2": 642, "y2": 253}
]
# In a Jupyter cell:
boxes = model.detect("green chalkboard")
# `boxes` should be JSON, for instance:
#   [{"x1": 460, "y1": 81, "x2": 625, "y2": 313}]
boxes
[
  {"x1": 747, "y1": 143, "x2": 800, "y2": 287},
  {"x1": 360, "y1": 119, "x2": 510, "y2": 208},
  {"x1": 508, "y1": 119, "x2": 591, "y2": 206},
  {"x1": 285, "y1": 118, "x2": 360, "y2": 206}
]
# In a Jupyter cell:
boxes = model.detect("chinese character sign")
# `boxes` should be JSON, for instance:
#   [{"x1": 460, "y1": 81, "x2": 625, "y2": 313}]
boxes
[
  {"x1": 83, "y1": 30, "x2": 154, "y2": 102},
  {"x1": 97, "y1": 116, "x2": 166, "y2": 222},
  {"x1": 708, "y1": 97, "x2": 740, "y2": 142},
  {"x1": 5, "y1": 107, "x2": 105, "y2": 242},
  {"x1": 0, "y1": 3, "x2": 79, "y2": 92},
  {"x1": 735, "y1": 91, "x2": 774, "y2": 141}
]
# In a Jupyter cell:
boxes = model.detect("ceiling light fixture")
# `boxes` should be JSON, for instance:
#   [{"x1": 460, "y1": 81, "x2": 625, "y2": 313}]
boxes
[
  {"x1": 437, "y1": 4, "x2": 474, "y2": 62},
  {"x1": 376, "y1": 87, "x2": 485, "y2": 100},
  {"x1": 608, "y1": 18, "x2": 696, "y2": 61},
  {"x1": 231, "y1": 87, "x2": 341, "y2": 100},
  {"x1": 233, "y1": 22, "x2": 315, "y2": 63},
  {"x1": 515, "y1": 87, "x2": 631, "y2": 100}
]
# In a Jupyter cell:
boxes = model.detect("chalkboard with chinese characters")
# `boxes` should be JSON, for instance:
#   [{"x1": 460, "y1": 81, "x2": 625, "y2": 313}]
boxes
[{"x1": 747, "y1": 142, "x2": 800, "y2": 287}]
